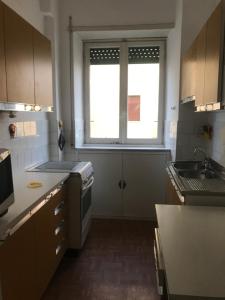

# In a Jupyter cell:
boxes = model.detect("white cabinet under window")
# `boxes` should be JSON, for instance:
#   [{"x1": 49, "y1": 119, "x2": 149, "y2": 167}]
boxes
[
  {"x1": 78, "y1": 150, "x2": 169, "y2": 220},
  {"x1": 79, "y1": 152, "x2": 123, "y2": 217},
  {"x1": 123, "y1": 152, "x2": 168, "y2": 220}
]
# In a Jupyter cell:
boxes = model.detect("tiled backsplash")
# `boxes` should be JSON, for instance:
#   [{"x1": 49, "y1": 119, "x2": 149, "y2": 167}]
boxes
[
  {"x1": 176, "y1": 102, "x2": 225, "y2": 168},
  {"x1": 0, "y1": 111, "x2": 49, "y2": 171},
  {"x1": 207, "y1": 111, "x2": 225, "y2": 167},
  {"x1": 176, "y1": 102, "x2": 209, "y2": 160}
]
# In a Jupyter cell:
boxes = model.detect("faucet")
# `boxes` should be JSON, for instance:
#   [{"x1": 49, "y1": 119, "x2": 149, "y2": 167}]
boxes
[{"x1": 193, "y1": 147, "x2": 210, "y2": 169}]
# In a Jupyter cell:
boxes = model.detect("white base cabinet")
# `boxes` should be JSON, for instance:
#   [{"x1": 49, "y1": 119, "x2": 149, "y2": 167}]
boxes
[{"x1": 78, "y1": 150, "x2": 170, "y2": 220}]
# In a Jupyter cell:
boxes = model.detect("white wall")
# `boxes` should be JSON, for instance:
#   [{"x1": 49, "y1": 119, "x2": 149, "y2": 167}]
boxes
[
  {"x1": 59, "y1": 0, "x2": 176, "y2": 28},
  {"x1": 2, "y1": 0, "x2": 44, "y2": 33},
  {"x1": 57, "y1": 0, "x2": 177, "y2": 160},
  {"x1": 164, "y1": 0, "x2": 182, "y2": 160}
]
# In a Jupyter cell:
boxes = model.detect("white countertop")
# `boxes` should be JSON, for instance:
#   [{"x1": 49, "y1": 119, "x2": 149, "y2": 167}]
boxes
[
  {"x1": 156, "y1": 204, "x2": 225, "y2": 299},
  {"x1": 0, "y1": 171, "x2": 69, "y2": 240}
]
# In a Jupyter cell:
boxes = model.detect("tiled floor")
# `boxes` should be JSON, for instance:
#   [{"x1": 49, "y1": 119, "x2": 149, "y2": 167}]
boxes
[{"x1": 42, "y1": 219, "x2": 160, "y2": 300}]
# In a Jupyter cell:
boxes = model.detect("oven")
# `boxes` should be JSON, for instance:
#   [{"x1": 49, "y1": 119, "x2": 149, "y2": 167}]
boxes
[
  {"x1": 66, "y1": 173, "x2": 94, "y2": 249},
  {"x1": 80, "y1": 175, "x2": 94, "y2": 244}
]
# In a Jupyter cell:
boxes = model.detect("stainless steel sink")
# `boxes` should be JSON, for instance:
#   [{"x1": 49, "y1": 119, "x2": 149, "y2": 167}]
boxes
[
  {"x1": 168, "y1": 160, "x2": 225, "y2": 194},
  {"x1": 173, "y1": 161, "x2": 202, "y2": 171},
  {"x1": 178, "y1": 169, "x2": 218, "y2": 179}
]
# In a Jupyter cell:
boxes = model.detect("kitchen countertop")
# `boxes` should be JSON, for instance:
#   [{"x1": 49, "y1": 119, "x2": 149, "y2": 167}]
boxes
[
  {"x1": 0, "y1": 171, "x2": 69, "y2": 241},
  {"x1": 156, "y1": 204, "x2": 225, "y2": 299}
]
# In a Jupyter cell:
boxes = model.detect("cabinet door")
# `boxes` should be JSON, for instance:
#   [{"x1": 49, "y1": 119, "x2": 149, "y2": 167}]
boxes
[
  {"x1": 204, "y1": 2, "x2": 223, "y2": 104},
  {"x1": 34, "y1": 187, "x2": 67, "y2": 297},
  {"x1": 79, "y1": 152, "x2": 123, "y2": 217},
  {"x1": 123, "y1": 152, "x2": 168, "y2": 220},
  {"x1": 181, "y1": 43, "x2": 196, "y2": 100},
  {"x1": 0, "y1": 1, "x2": 6, "y2": 101},
  {"x1": 0, "y1": 218, "x2": 38, "y2": 300},
  {"x1": 195, "y1": 26, "x2": 207, "y2": 107},
  {"x1": 33, "y1": 29, "x2": 53, "y2": 106},
  {"x1": 4, "y1": 5, "x2": 35, "y2": 103}
]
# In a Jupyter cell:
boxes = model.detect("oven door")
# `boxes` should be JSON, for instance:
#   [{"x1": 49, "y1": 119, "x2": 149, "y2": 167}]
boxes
[{"x1": 81, "y1": 176, "x2": 94, "y2": 244}]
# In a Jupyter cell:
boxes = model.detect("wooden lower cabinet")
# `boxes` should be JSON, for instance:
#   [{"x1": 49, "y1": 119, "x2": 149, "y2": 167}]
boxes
[
  {"x1": 34, "y1": 186, "x2": 67, "y2": 298},
  {"x1": 0, "y1": 185, "x2": 67, "y2": 300},
  {"x1": 0, "y1": 218, "x2": 38, "y2": 300}
]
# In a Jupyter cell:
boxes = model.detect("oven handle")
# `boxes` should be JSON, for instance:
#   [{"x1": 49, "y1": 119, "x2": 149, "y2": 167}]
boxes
[{"x1": 82, "y1": 176, "x2": 94, "y2": 191}]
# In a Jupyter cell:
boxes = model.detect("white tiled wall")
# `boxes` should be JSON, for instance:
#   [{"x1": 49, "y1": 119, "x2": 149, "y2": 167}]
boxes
[
  {"x1": 176, "y1": 102, "x2": 210, "y2": 160},
  {"x1": 207, "y1": 111, "x2": 225, "y2": 167},
  {"x1": 0, "y1": 111, "x2": 49, "y2": 171}
]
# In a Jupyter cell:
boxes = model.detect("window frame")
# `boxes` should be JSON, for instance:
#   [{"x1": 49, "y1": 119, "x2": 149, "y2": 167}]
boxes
[{"x1": 84, "y1": 40, "x2": 165, "y2": 145}]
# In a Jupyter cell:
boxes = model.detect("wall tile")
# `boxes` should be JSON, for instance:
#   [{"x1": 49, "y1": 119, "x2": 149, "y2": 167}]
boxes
[{"x1": 0, "y1": 111, "x2": 50, "y2": 172}]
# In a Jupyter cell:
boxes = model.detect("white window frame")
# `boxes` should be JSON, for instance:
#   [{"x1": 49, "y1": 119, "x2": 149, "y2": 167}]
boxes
[{"x1": 84, "y1": 40, "x2": 165, "y2": 145}]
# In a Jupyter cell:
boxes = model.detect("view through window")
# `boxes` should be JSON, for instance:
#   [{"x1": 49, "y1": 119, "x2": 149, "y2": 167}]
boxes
[{"x1": 85, "y1": 41, "x2": 165, "y2": 144}]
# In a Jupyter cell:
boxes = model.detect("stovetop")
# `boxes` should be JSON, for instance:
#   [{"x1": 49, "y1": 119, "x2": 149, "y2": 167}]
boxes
[{"x1": 27, "y1": 161, "x2": 94, "y2": 182}]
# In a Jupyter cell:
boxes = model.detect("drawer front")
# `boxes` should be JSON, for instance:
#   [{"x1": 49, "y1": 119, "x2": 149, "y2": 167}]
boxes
[
  {"x1": 34, "y1": 184, "x2": 67, "y2": 297},
  {"x1": 154, "y1": 229, "x2": 165, "y2": 296}
]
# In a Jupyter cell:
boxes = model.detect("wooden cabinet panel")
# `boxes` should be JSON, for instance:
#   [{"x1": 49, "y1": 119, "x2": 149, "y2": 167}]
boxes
[
  {"x1": 165, "y1": 173, "x2": 181, "y2": 205},
  {"x1": 34, "y1": 187, "x2": 67, "y2": 297},
  {"x1": 4, "y1": 5, "x2": 35, "y2": 103},
  {"x1": 0, "y1": 1, "x2": 6, "y2": 101},
  {"x1": 33, "y1": 29, "x2": 53, "y2": 106},
  {"x1": 181, "y1": 43, "x2": 196, "y2": 101},
  {"x1": 195, "y1": 26, "x2": 207, "y2": 107},
  {"x1": 204, "y1": 2, "x2": 223, "y2": 104},
  {"x1": 0, "y1": 218, "x2": 38, "y2": 300}
]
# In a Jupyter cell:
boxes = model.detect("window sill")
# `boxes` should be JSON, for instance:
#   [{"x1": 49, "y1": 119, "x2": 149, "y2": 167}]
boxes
[{"x1": 76, "y1": 144, "x2": 171, "y2": 152}]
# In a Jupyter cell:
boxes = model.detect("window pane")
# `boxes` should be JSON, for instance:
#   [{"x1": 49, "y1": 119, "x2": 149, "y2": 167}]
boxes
[
  {"x1": 127, "y1": 48, "x2": 160, "y2": 139},
  {"x1": 89, "y1": 48, "x2": 120, "y2": 139}
]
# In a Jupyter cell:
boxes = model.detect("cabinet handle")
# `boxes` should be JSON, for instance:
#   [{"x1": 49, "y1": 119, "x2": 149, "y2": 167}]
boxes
[
  {"x1": 54, "y1": 201, "x2": 64, "y2": 216},
  {"x1": 55, "y1": 244, "x2": 62, "y2": 255},
  {"x1": 118, "y1": 180, "x2": 122, "y2": 189},
  {"x1": 55, "y1": 240, "x2": 64, "y2": 255},
  {"x1": 55, "y1": 220, "x2": 65, "y2": 236}
]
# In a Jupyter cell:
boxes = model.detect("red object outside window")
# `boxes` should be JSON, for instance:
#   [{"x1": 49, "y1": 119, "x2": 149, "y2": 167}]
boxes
[{"x1": 128, "y1": 95, "x2": 140, "y2": 121}]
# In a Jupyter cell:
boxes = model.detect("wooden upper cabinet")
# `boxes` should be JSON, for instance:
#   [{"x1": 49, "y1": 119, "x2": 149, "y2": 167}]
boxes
[
  {"x1": 181, "y1": 42, "x2": 197, "y2": 101},
  {"x1": 195, "y1": 26, "x2": 207, "y2": 107},
  {"x1": 4, "y1": 5, "x2": 35, "y2": 104},
  {"x1": 204, "y1": 2, "x2": 224, "y2": 104},
  {"x1": 33, "y1": 29, "x2": 53, "y2": 106},
  {"x1": 0, "y1": 1, "x2": 7, "y2": 101}
]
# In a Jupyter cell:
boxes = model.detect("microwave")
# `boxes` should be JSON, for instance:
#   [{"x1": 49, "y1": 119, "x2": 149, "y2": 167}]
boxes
[{"x1": 0, "y1": 149, "x2": 14, "y2": 216}]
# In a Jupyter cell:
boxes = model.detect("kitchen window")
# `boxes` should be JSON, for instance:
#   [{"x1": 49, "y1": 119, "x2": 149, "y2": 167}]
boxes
[{"x1": 84, "y1": 40, "x2": 165, "y2": 145}]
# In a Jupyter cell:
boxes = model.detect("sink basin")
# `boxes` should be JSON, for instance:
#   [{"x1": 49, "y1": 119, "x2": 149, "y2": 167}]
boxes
[
  {"x1": 171, "y1": 161, "x2": 218, "y2": 179},
  {"x1": 173, "y1": 161, "x2": 202, "y2": 171},
  {"x1": 178, "y1": 169, "x2": 218, "y2": 179}
]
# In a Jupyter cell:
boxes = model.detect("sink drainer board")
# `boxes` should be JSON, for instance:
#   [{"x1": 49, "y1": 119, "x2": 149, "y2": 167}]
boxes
[{"x1": 182, "y1": 177, "x2": 225, "y2": 193}]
